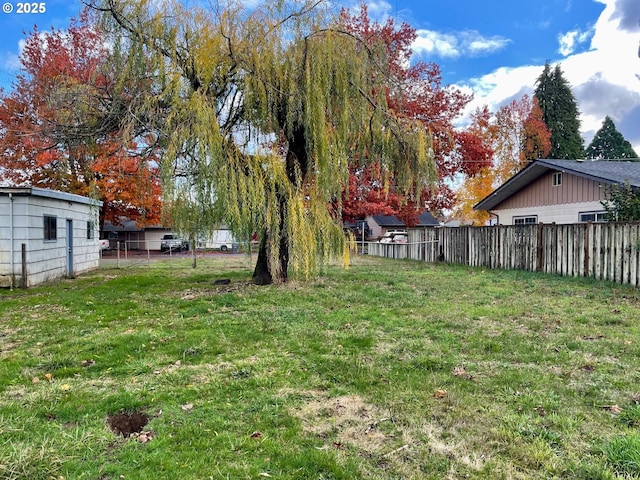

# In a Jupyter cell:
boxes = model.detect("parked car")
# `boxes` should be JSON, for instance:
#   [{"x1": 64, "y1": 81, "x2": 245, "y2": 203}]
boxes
[
  {"x1": 160, "y1": 234, "x2": 189, "y2": 252},
  {"x1": 379, "y1": 230, "x2": 408, "y2": 244}
]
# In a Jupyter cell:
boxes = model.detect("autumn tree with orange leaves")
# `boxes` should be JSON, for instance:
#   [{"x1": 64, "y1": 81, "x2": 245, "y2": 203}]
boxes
[
  {"x1": 0, "y1": 10, "x2": 162, "y2": 228},
  {"x1": 455, "y1": 95, "x2": 551, "y2": 225},
  {"x1": 340, "y1": 6, "x2": 493, "y2": 225}
]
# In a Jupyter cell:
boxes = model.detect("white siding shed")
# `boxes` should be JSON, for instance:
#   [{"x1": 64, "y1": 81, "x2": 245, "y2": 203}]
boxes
[{"x1": 0, "y1": 187, "x2": 103, "y2": 288}]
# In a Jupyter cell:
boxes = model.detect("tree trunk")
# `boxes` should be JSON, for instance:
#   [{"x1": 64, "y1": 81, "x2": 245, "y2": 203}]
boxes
[
  {"x1": 252, "y1": 232, "x2": 289, "y2": 284},
  {"x1": 252, "y1": 193, "x2": 289, "y2": 284},
  {"x1": 187, "y1": 232, "x2": 197, "y2": 268},
  {"x1": 252, "y1": 121, "x2": 304, "y2": 285},
  {"x1": 252, "y1": 234, "x2": 273, "y2": 285}
]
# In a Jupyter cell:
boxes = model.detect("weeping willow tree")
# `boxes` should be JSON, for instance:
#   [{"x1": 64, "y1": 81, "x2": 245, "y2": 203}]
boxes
[{"x1": 88, "y1": 0, "x2": 435, "y2": 283}]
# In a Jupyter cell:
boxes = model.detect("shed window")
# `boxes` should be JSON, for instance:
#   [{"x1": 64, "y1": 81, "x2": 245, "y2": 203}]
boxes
[
  {"x1": 552, "y1": 172, "x2": 562, "y2": 187},
  {"x1": 513, "y1": 216, "x2": 537, "y2": 225},
  {"x1": 87, "y1": 221, "x2": 95, "y2": 239},
  {"x1": 44, "y1": 215, "x2": 57, "y2": 241}
]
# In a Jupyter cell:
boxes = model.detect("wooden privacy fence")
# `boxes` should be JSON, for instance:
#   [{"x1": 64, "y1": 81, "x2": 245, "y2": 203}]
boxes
[{"x1": 367, "y1": 223, "x2": 640, "y2": 287}]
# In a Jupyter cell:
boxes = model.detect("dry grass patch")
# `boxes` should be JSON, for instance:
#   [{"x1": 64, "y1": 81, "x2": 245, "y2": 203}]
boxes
[
  {"x1": 292, "y1": 391, "x2": 395, "y2": 454},
  {"x1": 288, "y1": 389, "x2": 491, "y2": 478},
  {"x1": 419, "y1": 421, "x2": 488, "y2": 471}
]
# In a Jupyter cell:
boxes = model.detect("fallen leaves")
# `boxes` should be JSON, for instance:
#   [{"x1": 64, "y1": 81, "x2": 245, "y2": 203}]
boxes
[
  {"x1": 433, "y1": 389, "x2": 448, "y2": 399},
  {"x1": 451, "y1": 365, "x2": 475, "y2": 381},
  {"x1": 600, "y1": 404, "x2": 622, "y2": 414},
  {"x1": 133, "y1": 431, "x2": 155, "y2": 444}
]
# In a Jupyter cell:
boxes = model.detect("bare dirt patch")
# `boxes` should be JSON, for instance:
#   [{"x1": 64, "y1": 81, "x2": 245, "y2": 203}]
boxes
[
  {"x1": 107, "y1": 410, "x2": 149, "y2": 437},
  {"x1": 178, "y1": 281, "x2": 255, "y2": 300}
]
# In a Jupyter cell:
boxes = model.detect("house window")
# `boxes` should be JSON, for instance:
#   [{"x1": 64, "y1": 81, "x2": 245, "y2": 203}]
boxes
[
  {"x1": 513, "y1": 216, "x2": 538, "y2": 225},
  {"x1": 44, "y1": 215, "x2": 57, "y2": 241},
  {"x1": 579, "y1": 211, "x2": 608, "y2": 222},
  {"x1": 87, "y1": 221, "x2": 95, "y2": 239},
  {"x1": 552, "y1": 172, "x2": 562, "y2": 187}
]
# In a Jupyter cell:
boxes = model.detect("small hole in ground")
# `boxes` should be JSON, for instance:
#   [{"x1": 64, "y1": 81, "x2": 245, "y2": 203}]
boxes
[{"x1": 107, "y1": 410, "x2": 149, "y2": 437}]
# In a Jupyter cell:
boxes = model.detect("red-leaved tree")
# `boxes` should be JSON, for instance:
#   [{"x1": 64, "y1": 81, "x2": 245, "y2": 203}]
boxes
[
  {"x1": 0, "y1": 9, "x2": 162, "y2": 227},
  {"x1": 340, "y1": 6, "x2": 492, "y2": 224},
  {"x1": 454, "y1": 95, "x2": 551, "y2": 225}
]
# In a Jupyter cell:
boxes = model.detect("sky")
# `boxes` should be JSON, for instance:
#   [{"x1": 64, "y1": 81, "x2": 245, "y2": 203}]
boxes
[{"x1": 0, "y1": 0, "x2": 639, "y2": 153}]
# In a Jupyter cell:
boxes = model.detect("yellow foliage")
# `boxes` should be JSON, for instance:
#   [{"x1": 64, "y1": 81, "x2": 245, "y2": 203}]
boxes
[{"x1": 454, "y1": 168, "x2": 495, "y2": 226}]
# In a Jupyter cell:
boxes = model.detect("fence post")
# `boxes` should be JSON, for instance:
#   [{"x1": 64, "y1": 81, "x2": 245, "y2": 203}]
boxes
[
  {"x1": 21, "y1": 243, "x2": 27, "y2": 289},
  {"x1": 584, "y1": 222, "x2": 591, "y2": 278},
  {"x1": 497, "y1": 224, "x2": 501, "y2": 269},
  {"x1": 423, "y1": 228, "x2": 427, "y2": 262},
  {"x1": 536, "y1": 223, "x2": 543, "y2": 272},
  {"x1": 467, "y1": 226, "x2": 471, "y2": 267}
]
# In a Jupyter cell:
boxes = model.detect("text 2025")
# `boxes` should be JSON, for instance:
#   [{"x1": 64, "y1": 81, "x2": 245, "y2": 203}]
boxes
[{"x1": 16, "y1": 2, "x2": 46, "y2": 13}]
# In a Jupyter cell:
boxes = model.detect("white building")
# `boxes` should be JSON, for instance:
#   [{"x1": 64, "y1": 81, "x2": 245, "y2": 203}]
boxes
[{"x1": 0, "y1": 187, "x2": 103, "y2": 288}]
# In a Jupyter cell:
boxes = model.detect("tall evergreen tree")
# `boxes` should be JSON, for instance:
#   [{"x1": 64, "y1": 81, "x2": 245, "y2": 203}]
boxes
[
  {"x1": 534, "y1": 62, "x2": 584, "y2": 159},
  {"x1": 585, "y1": 116, "x2": 638, "y2": 160}
]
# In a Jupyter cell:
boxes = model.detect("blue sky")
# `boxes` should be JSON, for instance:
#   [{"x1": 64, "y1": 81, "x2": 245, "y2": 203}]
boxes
[{"x1": 1, "y1": 0, "x2": 639, "y2": 151}]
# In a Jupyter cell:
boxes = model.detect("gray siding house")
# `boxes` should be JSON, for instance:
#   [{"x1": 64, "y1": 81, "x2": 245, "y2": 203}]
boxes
[
  {"x1": 474, "y1": 159, "x2": 640, "y2": 225},
  {"x1": 0, "y1": 187, "x2": 102, "y2": 288}
]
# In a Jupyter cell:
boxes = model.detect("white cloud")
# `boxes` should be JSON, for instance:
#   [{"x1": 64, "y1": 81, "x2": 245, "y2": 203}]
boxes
[
  {"x1": 558, "y1": 27, "x2": 593, "y2": 56},
  {"x1": 0, "y1": 39, "x2": 24, "y2": 90},
  {"x1": 362, "y1": 0, "x2": 393, "y2": 21},
  {"x1": 413, "y1": 29, "x2": 510, "y2": 59},
  {"x1": 413, "y1": 30, "x2": 460, "y2": 58},
  {"x1": 611, "y1": 0, "x2": 640, "y2": 31},
  {"x1": 455, "y1": 0, "x2": 640, "y2": 154},
  {"x1": 1, "y1": 51, "x2": 20, "y2": 72}
]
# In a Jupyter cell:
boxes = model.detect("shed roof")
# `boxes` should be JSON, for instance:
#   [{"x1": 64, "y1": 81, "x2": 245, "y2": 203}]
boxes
[
  {"x1": 0, "y1": 186, "x2": 102, "y2": 207},
  {"x1": 474, "y1": 159, "x2": 640, "y2": 211}
]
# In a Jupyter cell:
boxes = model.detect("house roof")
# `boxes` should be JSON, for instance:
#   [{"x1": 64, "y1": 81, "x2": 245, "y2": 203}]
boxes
[
  {"x1": 474, "y1": 159, "x2": 640, "y2": 211},
  {"x1": 103, "y1": 219, "x2": 165, "y2": 232},
  {"x1": 369, "y1": 212, "x2": 440, "y2": 227}
]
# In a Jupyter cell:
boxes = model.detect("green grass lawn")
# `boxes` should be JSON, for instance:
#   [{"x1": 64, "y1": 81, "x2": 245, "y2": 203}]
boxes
[{"x1": 1, "y1": 255, "x2": 640, "y2": 479}]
